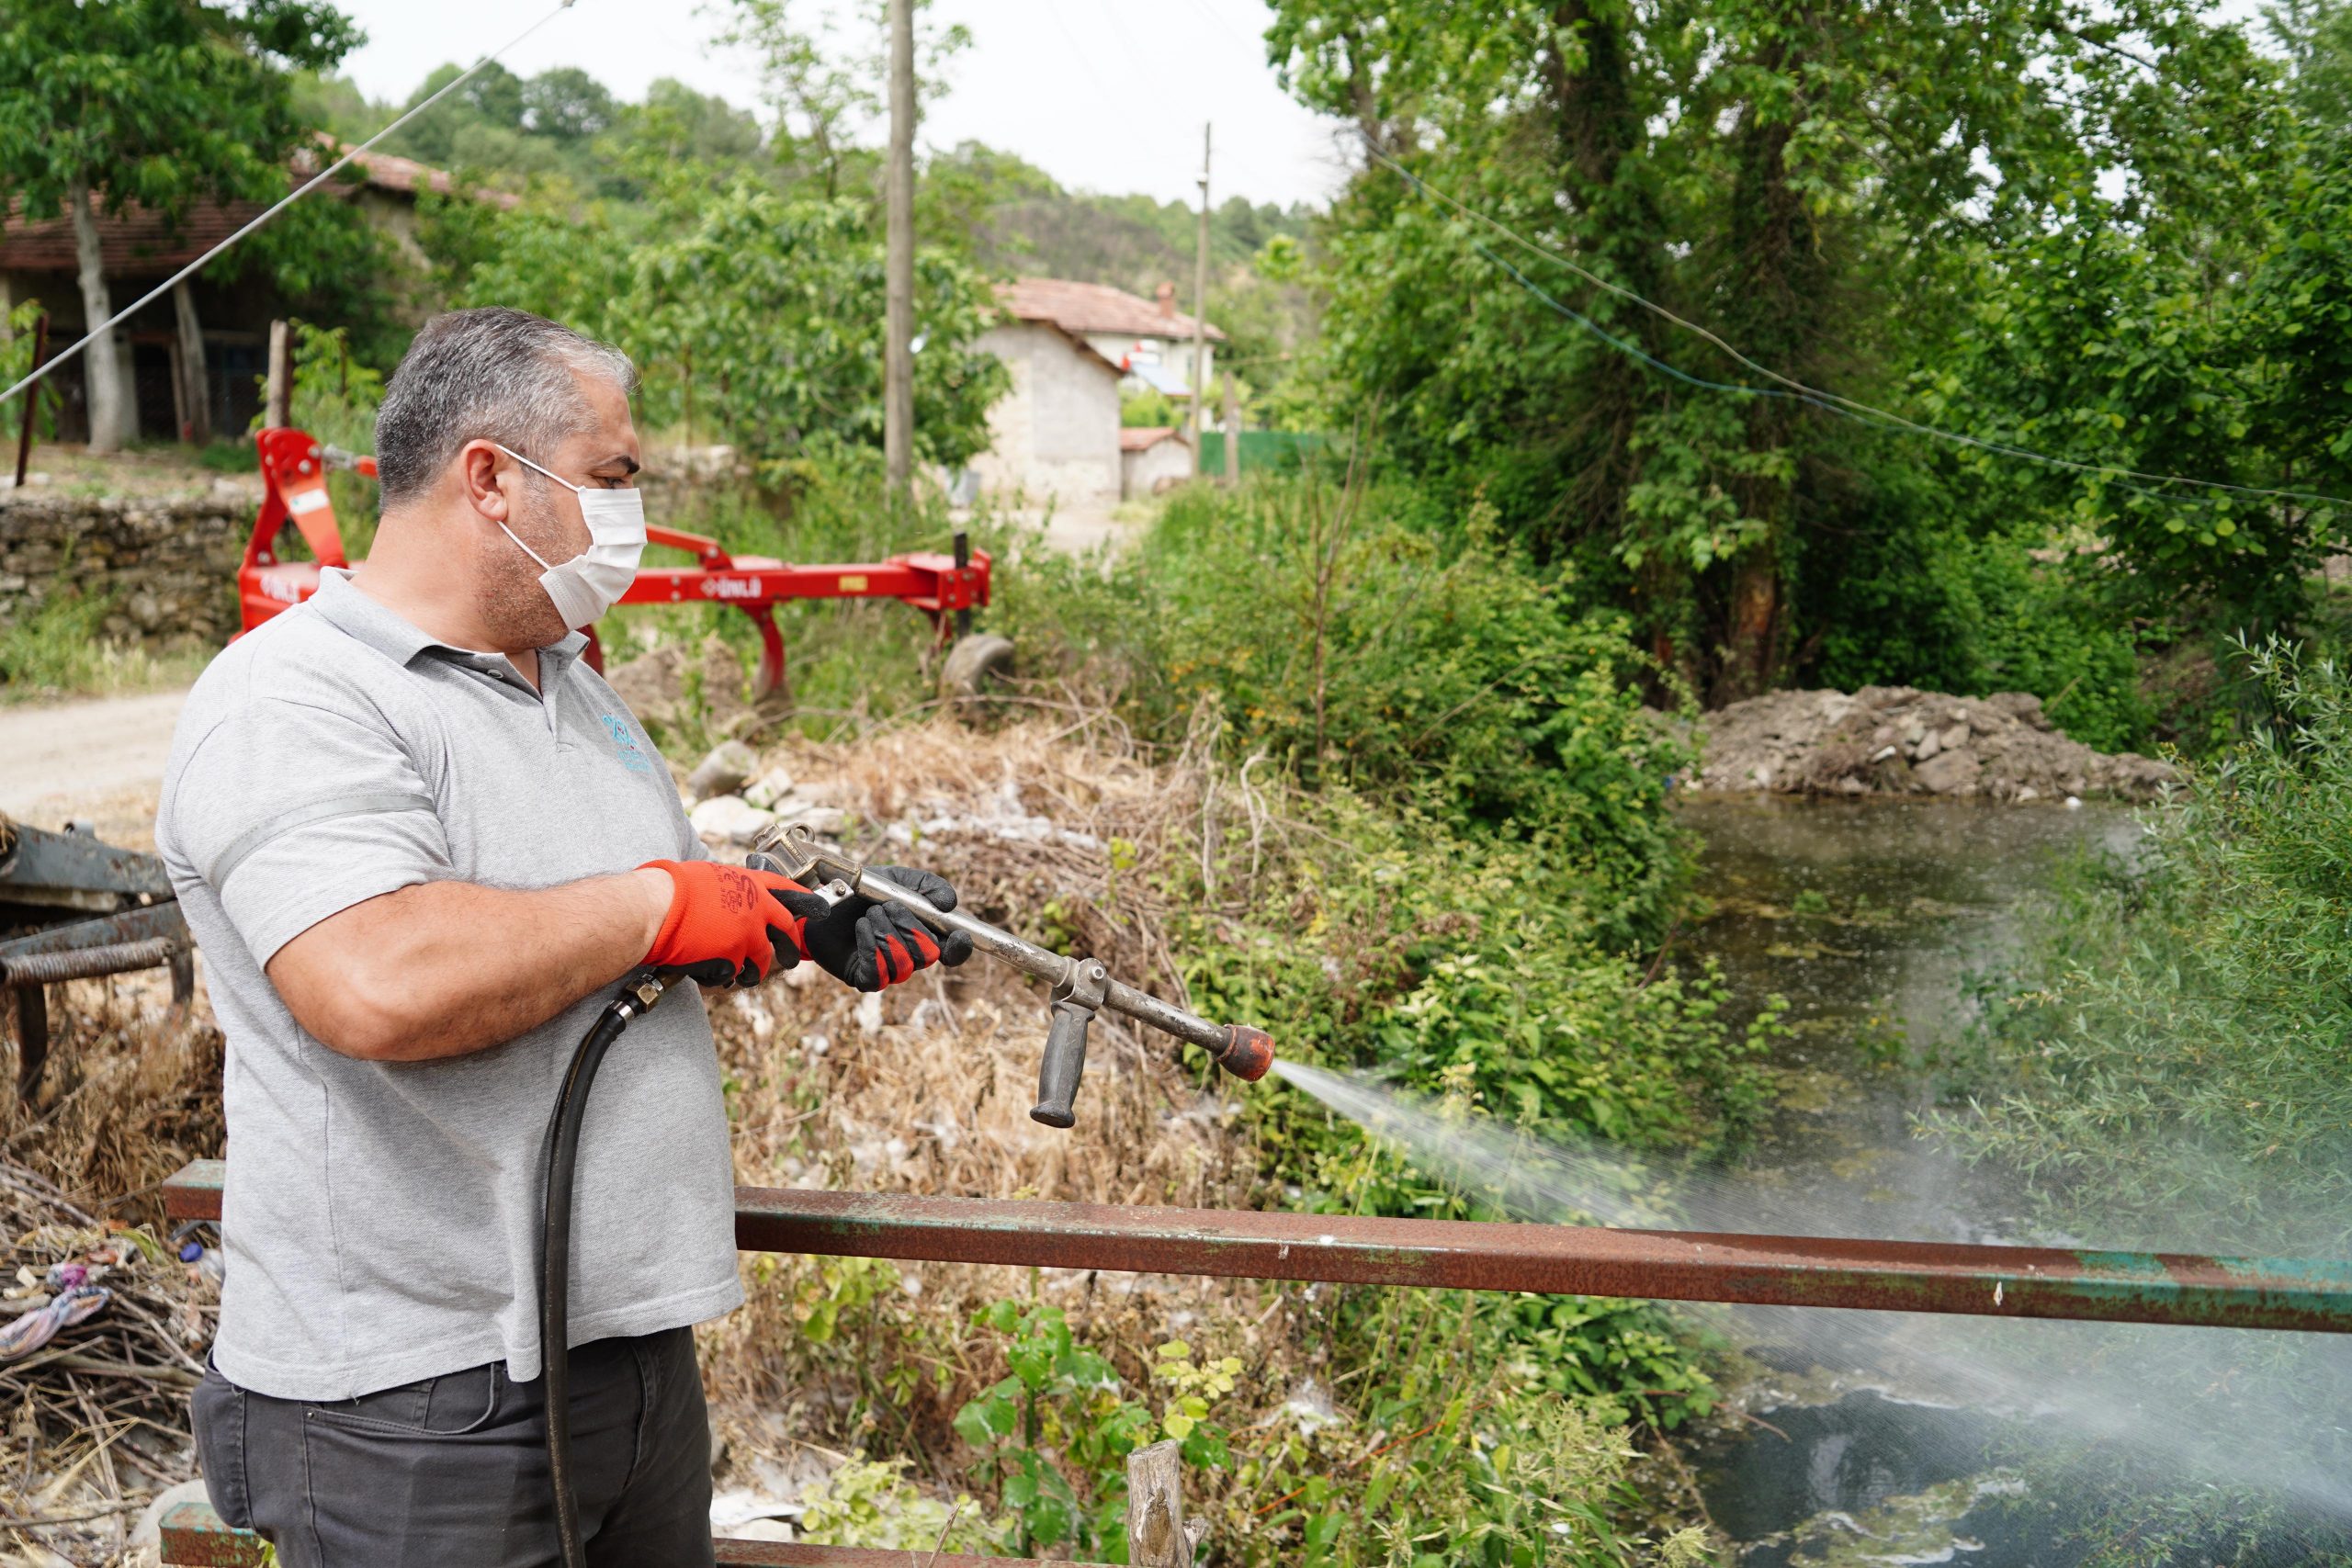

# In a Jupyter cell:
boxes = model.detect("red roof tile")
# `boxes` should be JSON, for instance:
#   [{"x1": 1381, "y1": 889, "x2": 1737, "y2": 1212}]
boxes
[
  {"x1": 998, "y1": 277, "x2": 1226, "y2": 343},
  {"x1": 0, "y1": 141, "x2": 505, "y2": 278},
  {"x1": 0, "y1": 194, "x2": 271, "y2": 276},
  {"x1": 1121, "y1": 426, "x2": 1189, "y2": 451}
]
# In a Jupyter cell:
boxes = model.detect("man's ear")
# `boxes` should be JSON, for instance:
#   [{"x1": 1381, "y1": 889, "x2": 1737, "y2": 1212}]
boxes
[{"x1": 458, "y1": 440, "x2": 512, "y2": 525}]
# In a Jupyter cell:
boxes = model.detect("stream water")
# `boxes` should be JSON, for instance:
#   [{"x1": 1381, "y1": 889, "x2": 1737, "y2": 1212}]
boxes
[
  {"x1": 1272, "y1": 794, "x2": 2352, "y2": 1558},
  {"x1": 1672, "y1": 796, "x2": 2349, "y2": 1564}
]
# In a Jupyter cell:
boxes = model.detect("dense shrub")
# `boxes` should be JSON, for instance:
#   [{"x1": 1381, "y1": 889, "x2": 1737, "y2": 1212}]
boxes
[
  {"x1": 1804, "y1": 513, "x2": 2151, "y2": 753},
  {"x1": 994, "y1": 477, "x2": 1696, "y2": 947},
  {"x1": 1940, "y1": 638, "x2": 2352, "y2": 1253}
]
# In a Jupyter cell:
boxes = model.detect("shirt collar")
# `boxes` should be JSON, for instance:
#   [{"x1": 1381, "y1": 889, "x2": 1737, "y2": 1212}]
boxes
[{"x1": 310, "y1": 569, "x2": 591, "y2": 671}]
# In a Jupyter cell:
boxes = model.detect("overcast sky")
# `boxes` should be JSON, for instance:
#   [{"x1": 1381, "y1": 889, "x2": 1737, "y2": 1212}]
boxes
[{"x1": 331, "y1": 0, "x2": 1354, "y2": 209}]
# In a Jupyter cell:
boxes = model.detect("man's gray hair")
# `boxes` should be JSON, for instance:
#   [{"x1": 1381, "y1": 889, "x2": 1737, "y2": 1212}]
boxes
[{"x1": 374, "y1": 308, "x2": 636, "y2": 507}]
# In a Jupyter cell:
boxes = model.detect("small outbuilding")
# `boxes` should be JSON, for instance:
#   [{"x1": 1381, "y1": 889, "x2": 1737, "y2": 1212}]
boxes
[
  {"x1": 1120, "y1": 426, "x2": 1193, "y2": 499},
  {"x1": 0, "y1": 141, "x2": 499, "y2": 445},
  {"x1": 969, "y1": 277, "x2": 1222, "y2": 506}
]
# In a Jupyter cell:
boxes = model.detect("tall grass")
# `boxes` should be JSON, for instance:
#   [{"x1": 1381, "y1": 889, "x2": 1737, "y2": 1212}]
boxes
[
  {"x1": 1941, "y1": 637, "x2": 2352, "y2": 1254},
  {"x1": 0, "y1": 589, "x2": 205, "y2": 703}
]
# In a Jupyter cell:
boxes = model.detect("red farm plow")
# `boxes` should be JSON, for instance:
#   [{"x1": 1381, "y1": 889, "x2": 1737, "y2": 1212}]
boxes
[{"x1": 236, "y1": 427, "x2": 994, "y2": 698}]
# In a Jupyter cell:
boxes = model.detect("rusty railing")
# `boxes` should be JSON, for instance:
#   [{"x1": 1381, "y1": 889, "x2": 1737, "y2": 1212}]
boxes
[{"x1": 153, "y1": 1157, "x2": 2352, "y2": 1566}]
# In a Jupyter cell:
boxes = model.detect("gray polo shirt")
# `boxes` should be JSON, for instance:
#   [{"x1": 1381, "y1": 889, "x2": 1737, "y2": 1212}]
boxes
[{"x1": 156, "y1": 570, "x2": 741, "y2": 1402}]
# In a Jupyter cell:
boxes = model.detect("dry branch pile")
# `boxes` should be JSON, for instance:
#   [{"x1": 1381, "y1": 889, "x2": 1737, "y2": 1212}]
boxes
[
  {"x1": 692, "y1": 715, "x2": 1332, "y2": 1519},
  {"x1": 0, "y1": 713, "x2": 1338, "y2": 1554},
  {"x1": 1, "y1": 979, "x2": 224, "y2": 1566},
  {"x1": 1, "y1": 1160, "x2": 214, "y2": 1567}
]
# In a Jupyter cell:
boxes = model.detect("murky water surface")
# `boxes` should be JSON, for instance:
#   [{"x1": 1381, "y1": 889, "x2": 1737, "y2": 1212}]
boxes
[{"x1": 1674, "y1": 796, "x2": 2141, "y2": 1563}]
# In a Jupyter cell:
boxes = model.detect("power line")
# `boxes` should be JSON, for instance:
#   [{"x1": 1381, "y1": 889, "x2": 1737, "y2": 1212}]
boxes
[
  {"x1": 0, "y1": 0, "x2": 582, "y2": 412},
  {"x1": 1365, "y1": 140, "x2": 2351, "y2": 513},
  {"x1": 1466, "y1": 231, "x2": 2258, "y2": 522}
]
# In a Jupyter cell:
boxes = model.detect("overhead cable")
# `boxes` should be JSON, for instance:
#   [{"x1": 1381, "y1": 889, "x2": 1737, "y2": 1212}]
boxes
[
  {"x1": 1365, "y1": 141, "x2": 2350, "y2": 513},
  {"x1": 0, "y1": 0, "x2": 582, "y2": 413}
]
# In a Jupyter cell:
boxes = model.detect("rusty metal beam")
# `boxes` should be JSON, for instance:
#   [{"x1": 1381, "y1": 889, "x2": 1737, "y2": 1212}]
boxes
[
  {"x1": 718, "y1": 1546, "x2": 1091, "y2": 1567},
  {"x1": 159, "y1": 1161, "x2": 2352, "y2": 1334},
  {"x1": 0, "y1": 902, "x2": 189, "y2": 965},
  {"x1": 158, "y1": 1502, "x2": 1088, "y2": 1567}
]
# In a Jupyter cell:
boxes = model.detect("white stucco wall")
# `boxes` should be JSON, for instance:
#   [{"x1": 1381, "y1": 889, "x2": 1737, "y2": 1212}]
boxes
[
  {"x1": 971, "y1": 322, "x2": 1120, "y2": 505},
  {"x1": 1083, "y1": 330, "x2": 1214, "y2": 396},
  {"x1": 1122, "y1": 436, "x2": 1194, "y2": 498}
]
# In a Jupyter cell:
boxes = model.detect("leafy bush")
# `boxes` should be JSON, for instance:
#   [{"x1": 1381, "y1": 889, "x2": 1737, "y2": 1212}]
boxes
[
  {"x1": 993, "y1": 477, "x2": 1697, "y2": 947},
  {"x1": 945, "y1": 1294, "x2": 1704, "y2": 1568},
  {"x1": 795, "y1": 1456, "x2": 1005, "y2": 1552},
  {"x1": 1122, "y1": 386, "x2": 1182, "y2": 428},
  {"x1": 1804, "y1": 513, "x2": 2152, "y2": 753},
  {"x1": 950, "y1": 1302, "x2": 1222, "y2": 1556}
]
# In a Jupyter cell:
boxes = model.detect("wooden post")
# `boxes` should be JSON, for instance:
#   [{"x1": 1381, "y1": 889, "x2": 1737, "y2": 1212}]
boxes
[
  {"x1": 173, "y1": 280, "x2": 210, "y2": 445},
  {"x1": 15, "y1": 313, "x2": 48, "y2": 489},
  {"x1": 265, "y1": 319, "x2": 290, "y2": 431},
  {"x1": 1125, "y1": 1439, "x2": 1198, "y2": 1567},
  {"x1": 883, "y1": 0, "x2": 916, "y2": 509},
  {"x1": 1189, "y1": 123, "x2": 1211, "y2": 476},
  {"x1": 1220, "y1": 373, "x2": 1239, "y2": 487}
]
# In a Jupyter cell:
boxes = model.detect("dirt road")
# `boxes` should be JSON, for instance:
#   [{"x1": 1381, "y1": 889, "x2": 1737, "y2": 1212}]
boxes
[
  {"x1": 0, "y1": 689, "x2": 186, "y2": 848},
  {"x1": 0, "y1": 501, "x2": 1151, "y2": 847}
]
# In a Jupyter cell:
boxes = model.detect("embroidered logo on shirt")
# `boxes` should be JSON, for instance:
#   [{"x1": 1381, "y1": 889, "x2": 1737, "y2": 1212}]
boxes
[{"x1": 600, "y1": 715, "x2": 655, "y2": 774}]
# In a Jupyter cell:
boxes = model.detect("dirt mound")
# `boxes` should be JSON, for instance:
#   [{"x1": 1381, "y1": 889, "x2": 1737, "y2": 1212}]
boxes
[
  {"x1": 605, "y1": 636, "x2": 757, "y2": 748},
  {"x1": 1693, "y1": 686, "x2": 2176, "y2": 801}
]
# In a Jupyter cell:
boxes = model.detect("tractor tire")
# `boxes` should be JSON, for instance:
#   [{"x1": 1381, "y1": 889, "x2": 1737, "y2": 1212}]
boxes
[{"x1": 941, "y1": 633, "x2": 1015, "y2": 708}]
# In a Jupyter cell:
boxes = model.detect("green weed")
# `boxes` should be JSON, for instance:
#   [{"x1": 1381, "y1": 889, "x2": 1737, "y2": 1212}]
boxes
[{"x1": 0, "y1": 588, "x2": 204, "y2": 703}]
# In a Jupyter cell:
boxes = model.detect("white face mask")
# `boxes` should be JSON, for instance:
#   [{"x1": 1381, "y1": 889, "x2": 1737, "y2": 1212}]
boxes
[{"x1": 491, "y1": 442, "x2": 648, "y2": 629}]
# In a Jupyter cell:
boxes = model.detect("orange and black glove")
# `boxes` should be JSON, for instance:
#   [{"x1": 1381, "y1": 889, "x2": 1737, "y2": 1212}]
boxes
[
  {"x1": 777, "y1": 864, "x2": 975, "y2": 992},
  {"x1": 639, "y1": 859, "x2": 810, "y2": 988}
]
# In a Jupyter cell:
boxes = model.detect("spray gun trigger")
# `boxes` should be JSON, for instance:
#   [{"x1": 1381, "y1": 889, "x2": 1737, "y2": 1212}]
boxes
[{"x1": 746, "y1": 850, "x2": 855, "y2": 911}]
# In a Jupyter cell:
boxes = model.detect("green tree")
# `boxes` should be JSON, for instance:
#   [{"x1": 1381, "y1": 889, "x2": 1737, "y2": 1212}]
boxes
[
  {"x1": 0, "y1": 0, "x2": 362, "y2": 451},
  {"x1": 2267, "y1": 0, "x2": 2352, "y2": 122},
  {"x1": 440, "y1": 165, "x2": 1007, "y2": 481},
  {"x1": 520, "y1": 66, "x2": 615, "y2": 142},
  {"x1": 627, "y1": 79, "x2": 764, "y2": 168},
  {"x1": 717, "y1": 0, "x2": 967, "y2": 198},
  {"x1": 1266, "y1": 0, "x2": 2298, "y2": 704}
]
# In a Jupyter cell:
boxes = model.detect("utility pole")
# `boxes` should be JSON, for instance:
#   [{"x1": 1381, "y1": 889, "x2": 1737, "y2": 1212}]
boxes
[
  {"x1": 1221, "y1": 373, "x2": 1239, "y2": 487},
  {"x1": 265, "y1": 319, "x2": 290, "y2": 430},
  {"x1": 1189, "y1": 122, "x2": 1211, "y2": 476},
  {"x1": 884, "y1": 0, "x2": 916, "y2": 509}
]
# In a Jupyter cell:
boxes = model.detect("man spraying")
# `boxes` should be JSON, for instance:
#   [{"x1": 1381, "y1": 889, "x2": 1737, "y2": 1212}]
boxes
[{"x1": 156, "y1": 307, "x2": 967, "y2": 1566}]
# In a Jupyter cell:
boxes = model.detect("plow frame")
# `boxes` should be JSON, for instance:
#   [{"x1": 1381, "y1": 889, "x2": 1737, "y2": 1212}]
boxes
[{"x1": 235, "y1": 427, "x2": 990, "y2": 697}]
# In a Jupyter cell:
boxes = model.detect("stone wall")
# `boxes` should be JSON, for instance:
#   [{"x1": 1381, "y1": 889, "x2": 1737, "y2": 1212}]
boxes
[{"x1": 0, "y1": 488, "x2": 254, "y2": 649}]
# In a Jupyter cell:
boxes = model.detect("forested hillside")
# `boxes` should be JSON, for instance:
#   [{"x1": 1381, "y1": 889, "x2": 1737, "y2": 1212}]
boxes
[{"x1": 291, "y1": 53, "x2": 1319, "y2": 429}]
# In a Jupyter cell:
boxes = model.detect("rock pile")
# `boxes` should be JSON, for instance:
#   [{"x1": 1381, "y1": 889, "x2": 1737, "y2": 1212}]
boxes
[{"x1": 1692, "y1": 686, "x2": 2176, "y2": 801}]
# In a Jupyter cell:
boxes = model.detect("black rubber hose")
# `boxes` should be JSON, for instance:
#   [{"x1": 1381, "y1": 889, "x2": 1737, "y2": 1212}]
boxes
[{"x1": 539, "y1": 987, "x2": 646, "y2": 1568}]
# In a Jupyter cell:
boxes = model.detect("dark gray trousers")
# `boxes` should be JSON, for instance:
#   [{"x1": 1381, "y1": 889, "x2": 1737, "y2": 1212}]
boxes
[{"x1": 191, "y1": 1327, "x2": 715, "y2": 1568}]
